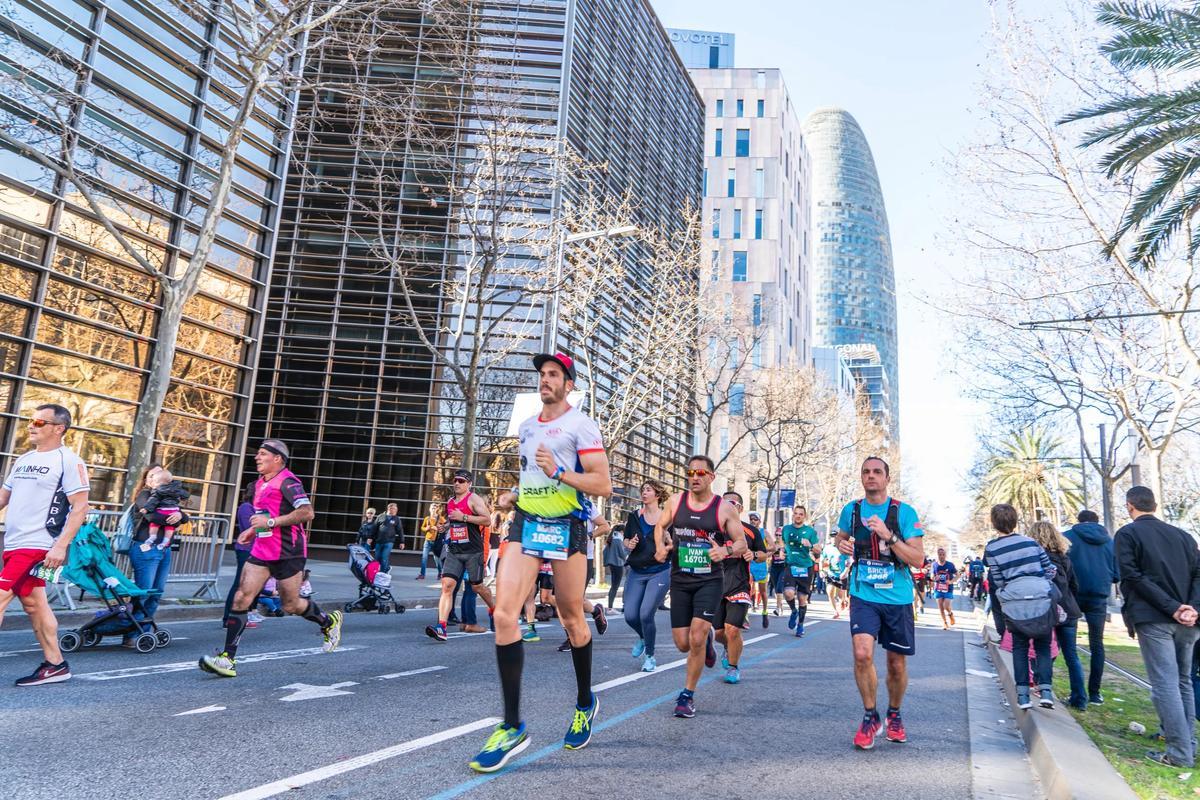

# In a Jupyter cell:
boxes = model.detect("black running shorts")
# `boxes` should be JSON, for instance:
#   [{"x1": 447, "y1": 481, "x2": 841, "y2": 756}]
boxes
[
  {"x1": 247, "y1": 555, "x2": 305, "y2": 581},
  {"x1": 669, "y1": 578, "x2": 723, "y2": 629},
  {"x1": 713, "y1": 597, "x2": 750, "y2": 630}
]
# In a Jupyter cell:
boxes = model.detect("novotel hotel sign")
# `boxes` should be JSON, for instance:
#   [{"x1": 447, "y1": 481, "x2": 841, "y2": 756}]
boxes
[
  {"x1": 666, "y1": 28, "x2": 736, "y2": 68},
  {"x1": 669, "y1": 30, "x2": 731, "y2": 46}
]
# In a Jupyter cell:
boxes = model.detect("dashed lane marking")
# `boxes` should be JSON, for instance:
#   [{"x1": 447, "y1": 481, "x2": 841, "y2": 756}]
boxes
[
  {"x1": 76, "y1": 646, "x2": 362, "y2": 681},
  {"x1": 377, "y1": 666, "x2": 447, "y2": 680}
]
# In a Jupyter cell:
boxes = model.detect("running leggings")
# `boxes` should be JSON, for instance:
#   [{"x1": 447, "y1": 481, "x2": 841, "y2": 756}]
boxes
[
  {"x1": 623, "y1": 568, "x2": 671, "y2": 657},
  {"x1": 607, "y1": 565, "x2": 625, "y2": 609}
]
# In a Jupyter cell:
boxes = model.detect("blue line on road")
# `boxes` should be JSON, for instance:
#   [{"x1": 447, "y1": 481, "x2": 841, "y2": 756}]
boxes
[{"x1": 426, "y1": 624, "x2": 834, "y2": 800}]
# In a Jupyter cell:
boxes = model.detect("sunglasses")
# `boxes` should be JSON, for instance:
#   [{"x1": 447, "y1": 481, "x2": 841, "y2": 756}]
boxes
[
  {"x1": 727, "y1": 499, "x2": 743, "y2": 507},
  {"x1": 685, "y1": 469, "x2": 711, "y2": 478},
  {"x1": 28, "y1": 418, "x2": 61, "y2": 428},
  {"x1": 453, "y1": 477, "x2": 469, "y2": 484}
]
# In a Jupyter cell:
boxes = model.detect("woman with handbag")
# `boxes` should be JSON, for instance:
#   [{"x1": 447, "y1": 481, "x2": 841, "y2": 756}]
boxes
[{"x1": 125, "y1": 464, "x2": 182, "y2": 636}]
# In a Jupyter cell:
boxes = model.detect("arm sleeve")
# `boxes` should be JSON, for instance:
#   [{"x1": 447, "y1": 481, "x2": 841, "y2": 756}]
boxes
[
  {"x1": 1117, "y1": 529, "x2": 1182, "y2": 618},
  {"x1": 1039, "y1": 548, "x2": 1057, "y2": 580}
]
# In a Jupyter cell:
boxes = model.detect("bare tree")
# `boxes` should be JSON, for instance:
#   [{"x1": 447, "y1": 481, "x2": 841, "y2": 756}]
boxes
[{"x1": 0, "y1": 0, "x2": 366, "y2": 497}]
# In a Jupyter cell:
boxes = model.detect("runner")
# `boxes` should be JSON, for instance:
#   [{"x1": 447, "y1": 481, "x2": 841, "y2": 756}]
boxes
[
  {"x1": 748, "y1": 512, "x2": 771, "y2": 628},
  {"x1": 931, "y1": 547, "x2": 958, "y2": 630},
  {"x1": 622, "y1": 480, "x2": 672, "y2": 672},
  {"x1": 780, "y1": 506, "x2": 820, "y2": 637},
  {"x1": 821, "y1": 538, "x2": 851, "y2": 620},
  {"x1": 0, "y1": 404, "x2": 90, "y2": 686},
  {"x1": 967, "y1": 556, "x2": 985, "y2": 602},
  {"x1": 468, "y1": 353, "x2": 611, "y2": 773},
  {"x1": 911, "y1": 555, "x2": 931, "y2": 619},
  {"x1": 715, "y1": 491, "x2": 767, "y2": 683},
  {"x1": 425, "y1": 469, "x2": 496, "y2": 640},
  {"x1": 655, "y1": 455, "x2": 746, "y2": 718},
  {"x1": 200, "y1": 440, "x2": 342, "y2": 677},
  {"x1": 834, "y1": 457, "x2": 925, "y2": 750},
  {"x1": 768, "y1": 524, "x2": 787, "y2": 616}
]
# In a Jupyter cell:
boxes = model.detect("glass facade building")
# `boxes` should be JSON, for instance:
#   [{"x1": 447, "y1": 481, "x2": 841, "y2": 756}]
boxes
[
  {"x1": 803, "y1": 108, "x2": 898, "y2": 438},
  {"x1": 666, "y1": 28, "x2": 734, "y2": 69},
  {"x1": 251, "y1": 0, "x2": 703, "y2": 549},
  {"x1": 0, "y1": 0, "x2": 293, "y2": 511}
]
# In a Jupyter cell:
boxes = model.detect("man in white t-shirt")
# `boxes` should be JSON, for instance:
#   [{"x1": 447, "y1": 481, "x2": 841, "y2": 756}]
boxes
[{"x1": 0, "y1": 403, "x2": 90, "y2": 686}]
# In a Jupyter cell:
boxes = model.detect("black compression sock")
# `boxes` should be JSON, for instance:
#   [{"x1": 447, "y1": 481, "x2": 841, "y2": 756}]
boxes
[
  {"x1": 301, "y1": 599, "x2": 329, "y2": 628},
  {"x1": 796, "y1": 605, "x2": 808, "y2": 625},
  {"x1": 571, "y1": 638, "x2": 594, "y2": 708},
  {"x1": 786, "y1": 597, "x2": 797, "y2": 612},
  {"x1": 887, "y1": 706, "x2": 901, "y2": 716},
  {"x1": 496, "y1": 640, "x2": 524, "y2": 728},
  {"x1": 223, "y1": 611, "x2": 248, "y2": 657}
]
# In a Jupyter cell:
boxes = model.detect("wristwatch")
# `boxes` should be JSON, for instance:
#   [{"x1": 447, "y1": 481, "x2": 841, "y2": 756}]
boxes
[
  {"x1": 725, "y1": 545, "x2": 733, "y2": 556},
  {"x1": 267, "y1": 517, "x2": 277, "y2": 529}
]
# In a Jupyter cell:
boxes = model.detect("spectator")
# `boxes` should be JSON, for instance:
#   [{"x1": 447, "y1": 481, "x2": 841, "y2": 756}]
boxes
[
  {"x1": 356, "y1": 508, "x2": 377, "y2": 548},
  {"x1": 603, "y1": 523, "x2": 626, "y2": 610},
  {"x1": 1065, "y1": 509, "x2": 1117, "y2": 704},
  {"x1": 1115, "y1": 486, "x2": 1200, "y2": 767},
  {"x1": 1029, "y1": 520, "x2": 1086, "y2": 709},
  {"x1": 372, "y1": 503, "x2": 404, "y2": 573},
  {"x1": 418, "y1": 503, "x2": 442, "y2": 581},
  {"x1": 984, "y1": 503, "x2": 1057, "y2": 710},
  {"x1": 128, "y1": 464, "x2": 183, "y2": 624},
  {"x1": 0, "y1": 404, "x2": 90, "y2": 685},
  {"x1": 224, "y1": 481, "x2": 257, "y2": 625}
]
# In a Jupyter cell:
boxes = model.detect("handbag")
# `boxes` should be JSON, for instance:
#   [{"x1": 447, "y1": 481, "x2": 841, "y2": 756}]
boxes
[{"x1": 112, "y1": 507, "x2": 135, "y2": 555}]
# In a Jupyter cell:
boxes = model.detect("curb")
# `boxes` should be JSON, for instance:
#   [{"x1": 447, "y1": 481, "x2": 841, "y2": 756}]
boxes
[{"x1": 985, "y1": 627, "x2": 1137, "y2": 800}]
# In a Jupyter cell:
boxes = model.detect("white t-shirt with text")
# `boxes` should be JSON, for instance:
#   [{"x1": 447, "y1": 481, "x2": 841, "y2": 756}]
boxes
[{"x1": 2, "y1": 446, "x2": 89, "y2": 551}]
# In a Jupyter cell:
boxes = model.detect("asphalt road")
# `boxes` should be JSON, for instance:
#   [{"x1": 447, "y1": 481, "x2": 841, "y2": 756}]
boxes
[{"x1": 0, "y1": 598, "x2": 1028, "y2": 800}]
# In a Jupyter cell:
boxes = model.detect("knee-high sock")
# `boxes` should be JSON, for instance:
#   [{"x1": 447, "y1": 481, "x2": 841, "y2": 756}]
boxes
[
  {"x1": 786, "y1": 596, "x2": 797, "y2": 612},
  {"x1": 796, "y1": 605, "x2": 807, "y2": 625},
  {"x1": 301, "y1": 599, "x2": 329, "y2": 628},
  {"x1": 571, "y1": 639, "x2": 593, "y2": 708},
  {"x1": 497, "y1": 640, "x2": 524, "y2": 728},
  {"x1": 223, "y1": 611, "x2": 248, "y2": 657}
]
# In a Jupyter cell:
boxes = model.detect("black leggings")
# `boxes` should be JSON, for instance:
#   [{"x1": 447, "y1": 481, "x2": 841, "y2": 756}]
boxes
[{"x1": 607, "y1": 565, "x2": 625, "y2": 608}]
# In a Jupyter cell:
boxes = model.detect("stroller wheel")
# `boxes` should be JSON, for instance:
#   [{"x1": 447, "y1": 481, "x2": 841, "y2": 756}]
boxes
[
  {"x1": 378, "y1": 603, "x2": 390, "y2": 614},
  {"x1": 343, "y1": 602, "x2": 355, "y2": 613},
  {"x1": 155, "y1": 629, "x2": 172, "y2": 648},
  {"x1": 134, "y1": 632, "x2": 157, "y2": 653},
  {"x1": 81, "y1": 630, "x2": 101, "y2": 648},
  {"x1": 395, "y1": 605, "x2": 405, "y2": 614},
  {"x1": 58, "y1": 631, "x2": 81, "y2": 653}
]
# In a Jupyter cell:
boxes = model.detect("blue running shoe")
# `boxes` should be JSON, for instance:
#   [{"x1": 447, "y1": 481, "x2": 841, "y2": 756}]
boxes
[
  {"x1": 424, "y1": 623, "x2": 448, "y2": 642},
  {"x1": 673, "y1": 691, "x2": 696, "y2": 718},
  {"x1": 521, "y1": 625, "x2": 540, "y2": 643},
  {"x1": 788, "y1": 609, "x2": 798, "y2": 629},
  {"x1": 720, "y1": 648, "x2": 730, "y2": 670},
  {"x1": 724, "y1": 666, "x2": 740, "y2": 684},
  {"x1": 631, "y1": 638, "x2": 645, "y2": 658},
  {"x1": 641, "y1": 655, "x2": 657, "y2": 672},
  {"x1": 563, "y1": 693, "x2": 599, "y2": 750},
  {"x1": 795, "y1": 624, "x2": 805, "y2": 638},
  {"x1": 469, "y1": 722, "x2": 529, "y2": 773}
]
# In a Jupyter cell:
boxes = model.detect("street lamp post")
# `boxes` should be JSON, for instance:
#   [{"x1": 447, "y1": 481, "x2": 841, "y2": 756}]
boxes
[{"x1": 541, "y1": 225, "x2": 639, "y2": 352}]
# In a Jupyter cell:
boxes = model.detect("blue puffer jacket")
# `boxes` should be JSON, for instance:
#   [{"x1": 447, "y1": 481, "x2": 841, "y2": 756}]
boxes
[{"x1": 1064, "y1": 522, "x2": 1116, "y2": 603}]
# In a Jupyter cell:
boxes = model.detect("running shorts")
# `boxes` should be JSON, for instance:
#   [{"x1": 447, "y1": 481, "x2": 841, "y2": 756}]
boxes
[
  {"x1": 714, "y1": 596, "x2": 750, "y2": 630},
  {"x1": 443, "y1": 551, "x2": 486, "y2": 585},
  {"x1": 669, "y1": 578, "x2": 723, "y2": 629},
  {"x1": 850, "y1": 595, "x2": 916, "y2": 655},
  {"x1": 0, "y1": 548, "x2": 48, "y2": 597},
  {"x1": 508, "y1": 509, "x2": 589, "y2": 557},
  {"x1": 247, "y1": 555, "x2": 306, "y2": 581}
]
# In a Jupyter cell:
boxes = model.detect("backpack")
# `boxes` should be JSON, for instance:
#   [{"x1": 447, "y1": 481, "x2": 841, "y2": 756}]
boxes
[{"x1": 995, "y1": 575, "x2": 1058, "y2": 639}]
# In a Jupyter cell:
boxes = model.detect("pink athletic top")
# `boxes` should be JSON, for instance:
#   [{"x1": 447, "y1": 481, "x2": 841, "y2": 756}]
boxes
[{"x1": 249, "y1": 468, "x2": 311, "y2": 561}]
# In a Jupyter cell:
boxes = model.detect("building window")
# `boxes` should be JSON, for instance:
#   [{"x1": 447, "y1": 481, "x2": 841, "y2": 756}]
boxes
[
  {"x1": 752, "y1": 340, "x2": 762, "y2": 369},
  {"x1": 716, "y1": 99, "x2": 723, "y2": 117},
  {"x1": 756, "y1": 70, "x2": 766, "y2": 88},
  {"x1": 736, "y1": 99, "x2": 744, "y2": 117},
  {"x1": 710, "y1": 250, "x2": 719, "y2": 281},
  {"x1": 709, "y1": 45, "x2": 720, "y2": 68},
  {"x1": 752, "y1": 294, "x2": 762, "y2": 325},
  {"x1": 735, "y1": 129, "x2": 749, "y2": 157},
  {"x1": 755, "y1": 209, "x2": 763, "y2": 239},
  {"x1": 726, "y1": 167, "x2": 735, "y2": 197},
  {"x1": 733, "y1": 209, "x2": 742, "y2": 240},
  {"x1": 755, "y1": 168, "x2": 764, "y2": 198},
  {"x1": 732, "y1": 251, "x2": 747, "y2": 282},
  {"x1": 715, "y1": 129, "x2": 723, "y2": 157},
  {"x1": 703, "y1": 168, "x2": 708, "y2": 196},
  {"x1": 757, "y1": 99, "x2": 764, "y2": 117},
  {"x1": 711, "y1": 208, "x2": 720, "y2": 238},
  {"x1": 729, "y1": 385, "x2": 745, "y2": 416}
]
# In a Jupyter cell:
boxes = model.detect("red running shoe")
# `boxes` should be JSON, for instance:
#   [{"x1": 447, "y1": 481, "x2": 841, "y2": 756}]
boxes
[
  {"x1": 853, "y1": 711, "x2": 882, "y2": 750},
  {"x1": 886, "y1": 710, "x2": 907, "y2": 743}
]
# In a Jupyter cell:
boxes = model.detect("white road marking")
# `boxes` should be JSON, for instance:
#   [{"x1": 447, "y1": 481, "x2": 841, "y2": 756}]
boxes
[
  {"x1": 0, "y1": 647, "x2": 44, "y2": 658},
  {"x1": 174, "y1": 705, "x2": 226, "y2": 716},
  {"x1": 76, "y1": 646, "x2": 361, "y2": 681},
  {"x1": 278, "y1": 681, "x2": 358, "y2": 702},
  {"x1": 376, "y1": 666, "x2": 447, "y2": 680},
  {"x1": 444, "y1": 631, "x2": 492, "y2": 639},
  {"x1": 590, "y1": 632, "x2": 779, "y2": 691},
  {"x1": 217, "y1": 717, "x2": 501, "y2": 800}
]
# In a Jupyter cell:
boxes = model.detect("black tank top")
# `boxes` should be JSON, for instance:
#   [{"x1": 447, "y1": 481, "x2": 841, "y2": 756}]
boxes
[{"x1": 669, "y1": 494, "x2": 723, "y2": 584}]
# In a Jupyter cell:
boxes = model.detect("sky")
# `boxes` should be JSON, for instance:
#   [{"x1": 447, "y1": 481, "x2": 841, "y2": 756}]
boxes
[{"x1": 650, "y1": 0, "x2": 995, "y2": 531}]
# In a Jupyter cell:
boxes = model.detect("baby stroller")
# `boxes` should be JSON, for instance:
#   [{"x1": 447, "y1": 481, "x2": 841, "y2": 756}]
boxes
[
  {"x1": 344, "y1": 544, "x2": 405, "y2": 615},
  {"x1": 56, "y1": 522, "x2": 172, "y2": 654}
]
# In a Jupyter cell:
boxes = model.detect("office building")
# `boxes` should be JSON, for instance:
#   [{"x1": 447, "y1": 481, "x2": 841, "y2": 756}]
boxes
[
  {"x1": 839, "y1": 342, "x2": 892, "y2": 435},
  {"x1": 252, "y1": 0, "x2": 703, "y2": 548},
  {"x1": 0, "y1": 0, "x2": 293, "y2": 511},
  {"x1": 667, "y1": 27, "x2": 734, "y2": 69},
  {"x1": 813, "y1": 345, "x2": 855, "y2": 403},
  {"x1": 804, "y1": 107, "x2": 899, "y2": 438}
]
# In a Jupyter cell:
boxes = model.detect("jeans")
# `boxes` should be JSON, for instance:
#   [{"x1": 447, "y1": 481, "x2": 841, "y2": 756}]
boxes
[
  {"x1": 128, "y1": 544, "x2": 172, "y2": 619},
  {"x1": 607, "y1": 565, "x2": 625, "y2": 609},
  {"x1": 622, "y1": 567, "x2": 671, "y2": 657},
  {"x1": 1136, "y1": 621, "x2": 1200, "y2": 765},
  {"x1": 453, "y1": 580, "x2": 478, "y2": 625},
  {"x1": 1192, "y1": 640, "x2": 1200, "y2": 720},
  {"x1": 419, "y1": 540, "x2": 440, "y2": 578},
  {"x1": 223, "y1": 548, "x2": 252, "y2": 622},
  {"x1": 1055, "y1": 622, "x2": 1087, "y2": 706},
  {"x1": 1010, "y1": 629, "x2": 1053, "y2": 690},
  {"x1": 1079, "y1": 599, "x2": 1108, "y2": 697},
  {"x1": 374, "y1": 541, "x2": 393, "y2": 573}
]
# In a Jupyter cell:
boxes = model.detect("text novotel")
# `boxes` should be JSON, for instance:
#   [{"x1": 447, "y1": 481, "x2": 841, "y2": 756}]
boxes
[{"x1": 670, "y1": 31, "x2": 729, "y2": 46}]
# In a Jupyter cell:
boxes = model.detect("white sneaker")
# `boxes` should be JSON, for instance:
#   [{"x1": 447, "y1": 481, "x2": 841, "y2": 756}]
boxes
[{"x1": 247, "y1": 611, "x2": 265, "y2": 624}]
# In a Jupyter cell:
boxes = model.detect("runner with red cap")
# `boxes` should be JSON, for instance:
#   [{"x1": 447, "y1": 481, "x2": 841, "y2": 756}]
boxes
[
  {"x1": 468, "y1": 352, "x2": 613, "y2": 773},
  {"x1": 425, "y1": 468, "x2": 496, "y2": 641}
]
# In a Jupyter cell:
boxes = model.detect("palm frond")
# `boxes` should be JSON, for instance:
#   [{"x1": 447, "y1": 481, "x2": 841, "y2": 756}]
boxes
[
  {"x1": 1097, "y1": 1, "x2": 1200, "y2": 71},
  {"x1": 1096, "y1": 120, "x2": 1200, "y2": 175},
  {"x1": 1127, "y1": 163, "x2": 1200, "y2": 263}
]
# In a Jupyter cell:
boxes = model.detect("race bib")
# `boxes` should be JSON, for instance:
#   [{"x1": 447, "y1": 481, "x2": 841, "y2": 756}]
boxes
[
  {"x1": 521, "y1": 516, "x2": 570, "y2": 561},
  {"x1": 859, "y1": 558, "x2": 894, "y2": 589},
  {"x1": 449, "y1": 523, "x2": 469, "y2": 544},
  {"x1": 256, "y1": 529, "x2": 273, "y2": 539},
  {"x1": 676, "y1": 540, "x2": 712, "y2": 574}
]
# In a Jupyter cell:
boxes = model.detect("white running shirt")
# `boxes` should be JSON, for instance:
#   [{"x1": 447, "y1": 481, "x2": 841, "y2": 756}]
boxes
[{"x1": 2, "y1": 447, "x2": 89, "y2": 550}]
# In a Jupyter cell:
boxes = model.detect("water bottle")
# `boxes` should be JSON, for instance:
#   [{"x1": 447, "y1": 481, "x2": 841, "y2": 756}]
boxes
[{"x1": 30, "y1": 563, "x2": 62, "y2": 583}]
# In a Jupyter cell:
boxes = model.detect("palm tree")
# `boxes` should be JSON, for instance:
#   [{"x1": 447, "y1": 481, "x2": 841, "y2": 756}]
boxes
[
  {"x1": 1061, "y1": 1, "x2": 1200, "y2": 266},
  {"x1": 980, "y1": 427, "x2": 1083, "y2": 526}
]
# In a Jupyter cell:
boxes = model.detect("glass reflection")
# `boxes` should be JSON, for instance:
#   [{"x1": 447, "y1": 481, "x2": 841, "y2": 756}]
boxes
[
  {"x1": 0, "y1": 261, "x2": 35, "y2": 298},
  {"x1": 28, "y1": 346, "x2": 143, "y2": 402},
  {"x1": 36, "y1": 314, "x2": 148, "y2": 368}
]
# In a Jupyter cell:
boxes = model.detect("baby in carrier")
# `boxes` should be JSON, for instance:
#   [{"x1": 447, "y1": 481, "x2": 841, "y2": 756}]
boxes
[{"x1": 139, "y1": 469, "x2": 190, "y2": 551}]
